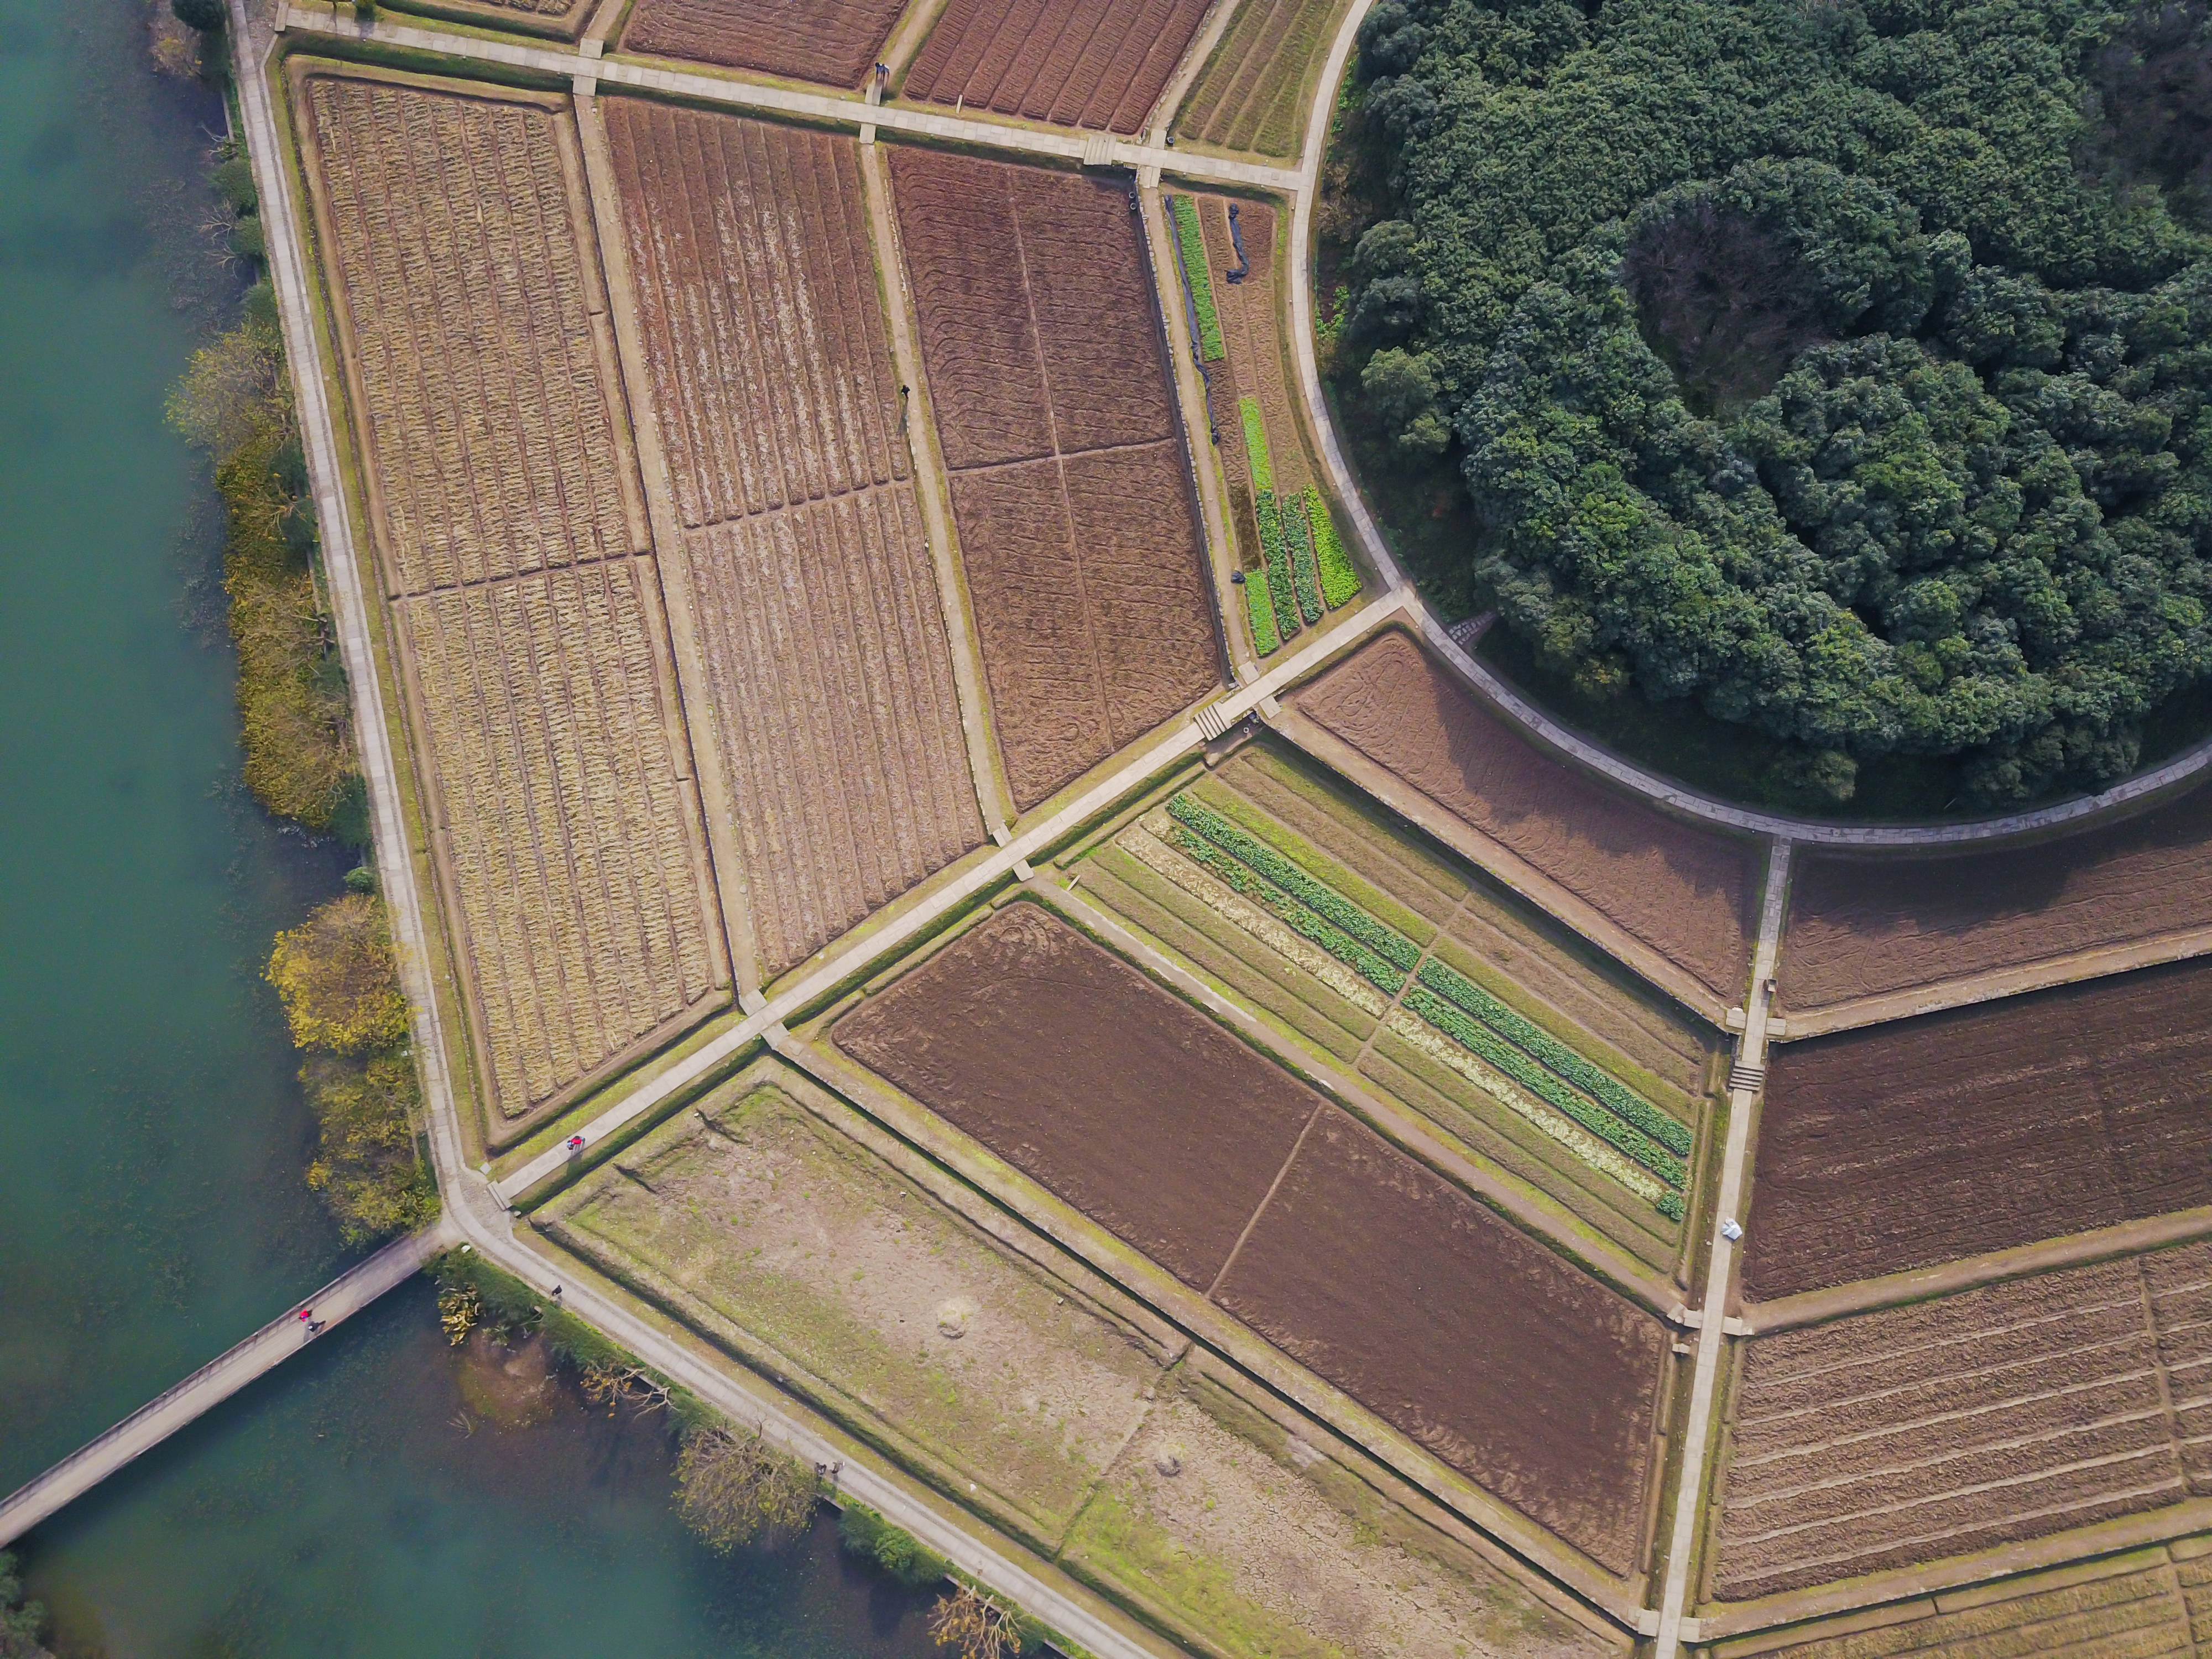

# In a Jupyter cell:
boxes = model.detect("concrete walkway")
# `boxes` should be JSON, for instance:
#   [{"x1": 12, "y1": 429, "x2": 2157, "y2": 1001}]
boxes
[{"x1": 0, "y1": 1220, "x2": 455, "y2": 1548}]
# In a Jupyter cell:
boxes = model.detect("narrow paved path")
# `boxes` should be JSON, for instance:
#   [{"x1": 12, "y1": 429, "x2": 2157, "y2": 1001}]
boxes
[{"x1": 0, "y1": 1220, "x2": 456, "y2": 1548}]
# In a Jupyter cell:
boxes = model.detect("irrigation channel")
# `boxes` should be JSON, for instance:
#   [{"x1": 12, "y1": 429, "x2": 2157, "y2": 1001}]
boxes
[{"x1": 0, "y1": 5, "x2": 941, "y2": 1652}]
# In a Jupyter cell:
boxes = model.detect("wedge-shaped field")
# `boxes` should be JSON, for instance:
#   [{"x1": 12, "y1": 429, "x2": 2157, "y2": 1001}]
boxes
[
  {"x1": 902, "y1": 0, "x2": 1211, "y2": 134},
  {"x1": 1074, "y1": 743, "x2": 1710, "y2": 1272},
  {"x1": 833, "y1": 903, "x2": 1668, "y2": 1571},
  {"x1": 1176, "y1": 0, "x2": 1354, "y2": 156},
  {"x1": 620, "y1": 0, "x2": 907, "y2": 84},
  {"x1": 1778, "y1": 785, "x2": 2212, "y2": 1020},
  {"x1": 1728, "y1": 1546, "x2": 2212, "y2": 1657},
  {"x1": 890, "y1": 147, "x2": 1218, "y2": 810},
  {"x1": 1168, "y1": 192, "x2": 1358, "y2": 654},
  {"x1": 1714, "y1": 1249, "x2": 2212, "y2": 1601},
  {"x1": 605, "y1": 102, "x2": 984, "y2": 977},
  {"x1": 1063, "y1": 1368, "x2": 1619, "y2": 1659},
  {"x1": 296, "y1": 67, "x2": 725, "y2": 1129},
  {"x1": 1290, "y1": 629, "x2": 1761, "y2": 1008},
  {"x1": 386, "y1": 0, "x2": 591, "y2": 36},
  {"x1": 544, "y1": 1074, "x2": 1167, "y2": 1540},
  {"x1": 1748, "y1": 958, "x2": 2212, "y2": 1301}
]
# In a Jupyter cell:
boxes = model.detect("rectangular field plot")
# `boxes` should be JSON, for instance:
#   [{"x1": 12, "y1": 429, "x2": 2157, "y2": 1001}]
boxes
[
  {"x1": 543, "y1": 1074, "x2": 1168, "y2": 1538},
  {"x1": 1175, "y1": 0, "x2": 1355, "y2": 157},
  {"x1": 901, "y1": 0, "x2": 1212, "y2": 134},
  {"x1": 1073, "y1": 743, "x2": 1713, "y2": 1272},
  {"x1": 1778, "y1": 785, "x2": 2212, "y2": 1022},
  {"x1": 1168, "y1": 192, "x2": 1358, "y2": 654},
  {"x1": 1714, "y1": 1248, "x2": 2212, "y2": 1601},
  {"x1": 1747, "y1": 958, "x2": 2212, "y2": 1301},
  {"x1": 1709, "y1": 1550, "x2": 2210, "y2": 1658},
  {"x1": 605, "y1": 102, "x2": 984, "y2": 977},
  {"x1": 1291, "y1": 630, "x2": 1760, "y2": 1008},
  {"x1": 385, "y1": 0, "x2": 593, "y2": 38},
  {"x1": 295, "y1": 66, "x2": 725, "y2": 1129},
  {"x1": 832, "y1": 903, "x2": 1669, "y2": 1572},
  {"x1": 890, "y1": 147, "x2": 1218, "y2": 810},
  {"x1": 619, "y1": 0, "x2": 908, "y2": 85}
]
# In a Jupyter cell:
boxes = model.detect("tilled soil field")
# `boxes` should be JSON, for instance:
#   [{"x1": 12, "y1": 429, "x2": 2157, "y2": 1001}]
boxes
[
  {"x1": 545, "y1": 1077, "x2": 1167, "y2": 1536},
  {"x1": 890, "y1": 148, "x2": 1217, "y2": 808},
  {"x1": 1747, "y1": 958, "x2": 2212, "y2": 1301},
  {"x1": 901, "y1": 0, "x2": 1212, "y2": 134},
  {"x1": 1734, "y1": 1550, "x2": 2212, "y2": 1657},
  {"x1": 834, "y1": 903, "x2": 1668, "y2": 1570},
  {"x1": 1293, "y1": 631, "x2": 1760, "y2": 1002},
  {"x1": 620, "y1": 0, "x2": 909, "y2": 85},
  {"x1": 1778, "y1": 784, "x2": 2212, "y2": 1016},
  {"x1": 298, "y1": 69, "x2": 725, "y2": 1126},
  {"x1": 398, "y1": 565, "x2": 723, "y2": 1121},
  {"x1": 606, "y1": 102, "x2": 983, "y2": 975},
  {"x1": 1714, "y1": 1253, "x2": 2212, "y2": 1600},
  {"x1": 1176, "y1": 0, "x2": 1351, "y2": 156}
]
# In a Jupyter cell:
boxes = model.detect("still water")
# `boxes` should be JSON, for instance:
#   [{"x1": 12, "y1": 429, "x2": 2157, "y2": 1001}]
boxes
[{"x1": 0, "y1": 5, "x2": 935, "y2": 1651}]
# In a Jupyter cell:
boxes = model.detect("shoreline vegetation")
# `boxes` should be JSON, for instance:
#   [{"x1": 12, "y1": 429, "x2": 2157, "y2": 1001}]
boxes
[
  {"x1": 430, "y1": 1250, "x2": 1048, "y2": 1658},
  {"x1": 162, "y1": 0, "x2": 430, "y2": 1248}
]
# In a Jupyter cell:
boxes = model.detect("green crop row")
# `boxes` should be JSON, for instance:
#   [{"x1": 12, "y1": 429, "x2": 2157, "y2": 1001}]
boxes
[
  {"x1": 1402, "y1": 988, "x2": 1686, "y2": 1189},
  {"x1": 1168, "y1": 795, "x2": 1420, "y2": 971},
  {"x1": 1254, "y1": 488, "x2": 1301, "y2": 642},
  {"x1": 1244, "y1": 564, "x2": 1281, "y2": 655},
  {"x1": 1416, "y1": 959, "x2": 1692, "y2": 1155},
  {"x1": 1282, "y1": 487, "x2": 1322, "y2": 625},
  {"x1": 1239, "y1": 395, "x2": 1273, "y2": 494},
  {"x1": 1167, "y1": 826, "x2": 1404, "y2": 996},
  {"x1": 1307, "y1": 492, "x2": 1360, "y2": 608},
  {"x1": 1170, "y1": 195, "x2": 1224, "y2": 362}
]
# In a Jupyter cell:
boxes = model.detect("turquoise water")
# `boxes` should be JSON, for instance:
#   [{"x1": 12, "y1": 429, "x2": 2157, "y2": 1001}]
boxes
[{"x1": 0, "y1": 5, "x2": 936, "y2": 1651}]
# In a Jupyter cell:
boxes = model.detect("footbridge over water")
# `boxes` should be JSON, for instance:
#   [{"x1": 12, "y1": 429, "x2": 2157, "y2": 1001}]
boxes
[{"x1": 0, "y1": 1218, "x2": 454, "y2": 1548}]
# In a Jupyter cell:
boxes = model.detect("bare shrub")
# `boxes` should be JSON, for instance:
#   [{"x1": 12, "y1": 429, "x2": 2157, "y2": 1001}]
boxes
[
  {"x1": 674, "y1": 1425, "x2": 816, "y2": 1553},
  {"x1": 929, "y1": 1584, "x2": 1026, "y2": 1659}
]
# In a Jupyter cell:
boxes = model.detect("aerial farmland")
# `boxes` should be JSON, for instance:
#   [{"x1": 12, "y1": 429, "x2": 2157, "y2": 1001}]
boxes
[{"x1": 233, "y1": 1, "x2": 2212, "y2": 1656}]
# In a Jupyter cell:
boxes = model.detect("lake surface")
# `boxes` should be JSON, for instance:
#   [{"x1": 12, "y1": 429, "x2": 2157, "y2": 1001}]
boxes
[{"x1": 0, "y1": 6, "x2": 936, "y2": 1651}]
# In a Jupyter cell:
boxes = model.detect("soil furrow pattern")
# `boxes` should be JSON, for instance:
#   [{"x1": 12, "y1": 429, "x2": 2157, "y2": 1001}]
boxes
[
  {"x1": 620, "y1": 0, "x2": 910, "y2": 86},
  {"x1": 608, "y1": 102, "x2": 984, "y2": 975},
  {"x1": 902, "y1": 0, "x2": 1212, "y2": 134},
  {"x1": 889, "y1": 147, "x2": 1217, "y2": 810},
  {"x1": 833, "y1": 904, "x2": 1667, "y2": 1571}
]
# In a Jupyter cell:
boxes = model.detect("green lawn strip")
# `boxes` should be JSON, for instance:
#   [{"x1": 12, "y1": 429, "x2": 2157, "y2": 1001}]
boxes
[
  {"x1": 1185, "y1": 776, "x2": 1443, "y2": 946},
  {"x1": 1243, "y1": 561, "x2": 1281, "y2": 655},
  {"x1": 1164, "y1": 827, "x2": 1405, "y2": 998},
  {"x1": 1415, "y1": 958, "x2": 1693, "y2": 1155},
  {"x1": 1401, "y1": 987, "x2": 1685, "y2": 1190},
  {"x1": 1169, "y1": 195, "x2": 1224, "y2": 362},
  {"x1": 1282, "y1": 488, "x2": 1323, "y2": 625},
  {"x1": 1168, "y1": 795, "x2": 1420, "y2": 971},
  {"x1": 1308, "y1": 491, "x2": 1360, "y2": 608}
]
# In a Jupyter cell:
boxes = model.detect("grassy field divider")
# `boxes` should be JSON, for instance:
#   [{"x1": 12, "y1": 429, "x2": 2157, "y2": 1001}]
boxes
[
  {"x1": 1306, "y1": 492, "x2": 1361, "y2": 608},
  {"x1": 1416, "y1": 961, "x2": 1693, "y2": 1156},
  {"x1": 1168, "y1": 195, "x2": 1224, "y2": 362}
]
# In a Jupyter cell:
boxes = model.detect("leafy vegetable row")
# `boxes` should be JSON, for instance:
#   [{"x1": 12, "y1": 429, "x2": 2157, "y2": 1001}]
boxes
[{"x1": 1168, "y1": 195, "x2": 1224, "y2": 362}]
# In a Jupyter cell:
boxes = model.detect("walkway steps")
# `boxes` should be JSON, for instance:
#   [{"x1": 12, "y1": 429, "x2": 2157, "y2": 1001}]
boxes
[{"x1": 0, "y1": 1219, "x2": 453, "y2": 1547}]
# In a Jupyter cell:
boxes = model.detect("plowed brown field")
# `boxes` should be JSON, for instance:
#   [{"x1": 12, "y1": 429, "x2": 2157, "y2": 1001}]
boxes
[
  {"x1": 890, "y1": 148, "x2": 1217, "y2": 808},
  {"x1": 298, "y1": 68, "x2": 724, "y2": 1128},
  {"x1": 901, "y1": 0, "x2": 1211, "y2": 134},
  {"x1": 833, "y1": 904, "x2": 1667, "y2": 1570},
  {"x1": 606, "y1": 102, "x2": 983, "y2": 977},
  {"x1": 1747, "y1": 958, "x2": 2212, "y2": 1300},
  {"x1": 1294, "y1": 630, "x2": 1760, "y2": 1001},
  {"x1": 620, "y1": 0, "x2": 907, "y2": 85},
  {"x1": 1715, "y1": 1253, "x2": 2212, "y2": 1599},
  {"x1": 1780, "y1": 785, "x2": 2212, "y2": 1015}
]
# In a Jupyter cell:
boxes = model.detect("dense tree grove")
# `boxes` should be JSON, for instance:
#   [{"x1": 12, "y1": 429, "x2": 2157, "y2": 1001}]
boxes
[{"x1": 1345, "y1": 0, "x2": 2212, "y2": 801}]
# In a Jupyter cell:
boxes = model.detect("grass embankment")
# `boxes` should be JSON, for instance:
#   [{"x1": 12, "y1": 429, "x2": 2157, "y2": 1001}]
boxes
[{"x1": 171, "y1": 129, "x2": 422, "y2": 1241}]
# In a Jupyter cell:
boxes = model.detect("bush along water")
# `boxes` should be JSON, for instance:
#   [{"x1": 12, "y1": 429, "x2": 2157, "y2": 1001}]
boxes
[{"x1": 1337, "y1": 0, "x2": 2212, "y2": 805}]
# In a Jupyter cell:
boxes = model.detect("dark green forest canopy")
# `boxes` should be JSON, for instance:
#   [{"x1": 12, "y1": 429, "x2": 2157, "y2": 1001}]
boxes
[{"x1": 1349, "y1": 0, "x2": 2212, "y2": 802}]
